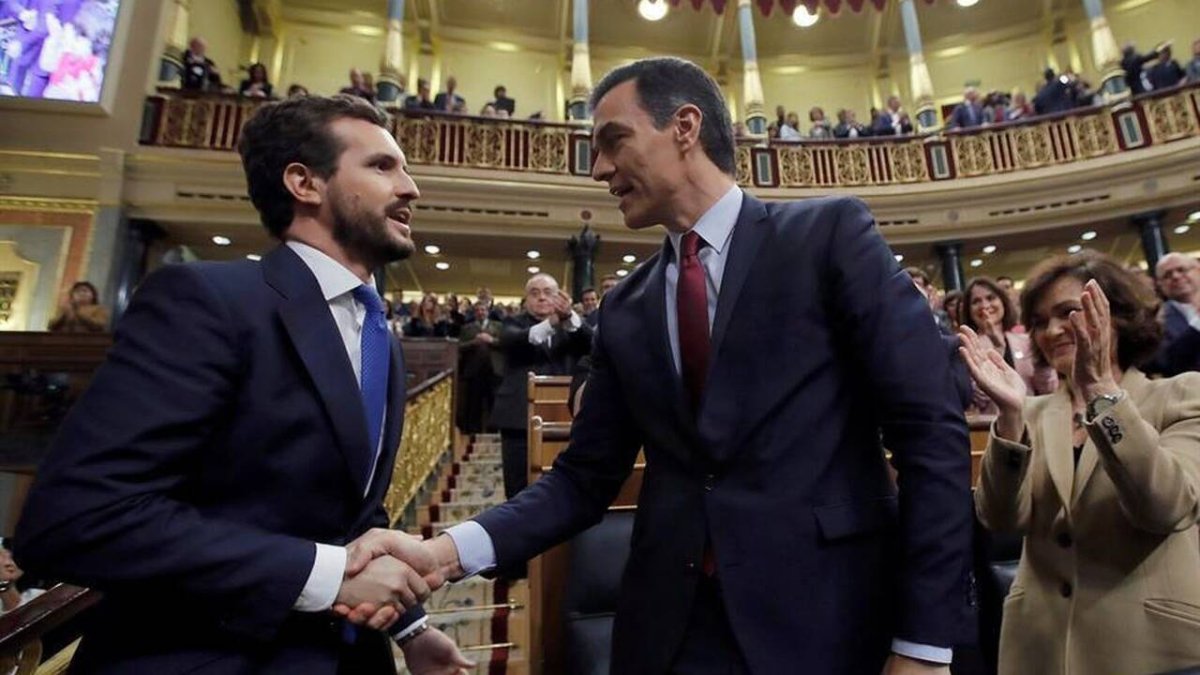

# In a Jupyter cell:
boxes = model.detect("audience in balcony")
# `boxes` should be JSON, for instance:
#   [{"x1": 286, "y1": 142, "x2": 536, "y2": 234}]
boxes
[
  {"x1": 1147, "y1": 252, "x2": 1200, "y2": 377},
  {"x1": 1005, "y1": 89, "x2": 1035, "y2": 121},
  {"x1": 962, "y1": 276, "x2": 1058, "y2": 413},
  {"x1": 48, "y1": 281, "x2": 107, "y2": 333},
  {"x1": 404, "y1": 78, "x2": 435, "y2": 110},
  {"x1": 947, "y1": 86, "x2": 986, "y2": 130},
  {"x1": 871, "y1": 95, "x2": 913, "y2": 136},
  {"x1": 238, "y1": 62, "x2": 272, "y2": 99},
  {"x1": 1122, "y1": 41, "x2": 1162, "y2": 95},
  {"x1": 286, "y1": 83, "x2": 309, "y2": 97},
  {"x1": 832, "y1": 108, "x2": 867, "y2": 138},
  {"x1": 808, "y1": 106, "x2": 832, "y2": 139},
  {"x1": 1033, "y1": 68, "x2": 1076, "y2": 116},
  {"x1": 180, "y1": 36, "x2": 222, "y2": 92},
  {"x1": 403, "y1": 292, "x2": 451, "y2": 338},
  {"x1": 338, "y1": 68, "x2": 375, "y2": 102},
  {"x1": 434, "y1": 76, "x2": 465, "y2": 113},
  {"x1": 491, "y1": 85, "x2": 516, "y2": 116},
  {"x1": 1147, "y1": 44, "x2": 1186, "y2": 91},
  {"x1": 1188, "y1": 39, "x2": 1200, "y2": 83},
  {"x1": 778, "y1": 111, "x2": 802, "y2": 140}
]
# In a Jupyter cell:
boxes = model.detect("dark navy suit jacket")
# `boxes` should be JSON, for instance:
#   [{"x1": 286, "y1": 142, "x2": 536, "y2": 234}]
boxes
[
  {"x1": 15, "y1": 245, "x2": 416, "y2": 674},
  {"x1": 1148, "y1": 301, "x2": 1200, "y2": 377},
  {"x1": 473, "y1": 195, "x2": 976, "y2": 674}
]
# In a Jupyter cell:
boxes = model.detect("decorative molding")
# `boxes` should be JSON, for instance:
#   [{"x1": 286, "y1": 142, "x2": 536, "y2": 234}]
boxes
[{"x1": 0, "y1": 197, "x2": 98, "y2": 214}]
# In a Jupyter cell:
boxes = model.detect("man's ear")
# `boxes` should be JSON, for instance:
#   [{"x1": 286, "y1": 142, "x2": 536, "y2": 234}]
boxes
[
  {"x1": 674, "y1": 104, "x2": 703, "y2": 153},
  {"x1": 282, "y1": 163, "x2": 324, "y2": 207}
]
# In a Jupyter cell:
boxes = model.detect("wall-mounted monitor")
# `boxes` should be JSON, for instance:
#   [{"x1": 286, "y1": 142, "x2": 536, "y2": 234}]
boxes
[{"x1": 0, "y1": 0, "x2": 123, "y2": 104}]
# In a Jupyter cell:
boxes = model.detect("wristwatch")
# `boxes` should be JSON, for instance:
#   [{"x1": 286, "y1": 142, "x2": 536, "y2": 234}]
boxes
[{"x1": 1086, "y1": 391, "x2": 1124, "y2": 422}]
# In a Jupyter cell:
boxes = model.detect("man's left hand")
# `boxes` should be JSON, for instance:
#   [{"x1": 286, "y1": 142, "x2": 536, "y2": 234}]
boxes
[
  {"x1": 401, "y1": 626, "x2": 475, "y2": 675},
  {"x1": 882, "y1": 654, "x2": 951, "y2": 675}
]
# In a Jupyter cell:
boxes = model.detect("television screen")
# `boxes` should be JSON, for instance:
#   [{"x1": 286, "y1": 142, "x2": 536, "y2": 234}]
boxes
[{"x1": 0, "y1": 0, "x2": 122, "y2": 103}]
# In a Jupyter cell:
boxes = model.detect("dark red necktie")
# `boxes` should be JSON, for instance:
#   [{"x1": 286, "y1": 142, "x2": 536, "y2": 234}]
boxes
[{"x1": 677, "y1": 231, "x2": 710, "y2": 412}]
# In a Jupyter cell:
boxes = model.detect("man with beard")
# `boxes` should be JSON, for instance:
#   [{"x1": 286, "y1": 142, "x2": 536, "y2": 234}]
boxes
[{"x1": 14, "y1": 95, "x2": 470, "y2": 674}]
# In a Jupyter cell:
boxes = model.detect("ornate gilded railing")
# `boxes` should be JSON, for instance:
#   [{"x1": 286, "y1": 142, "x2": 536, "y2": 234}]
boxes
[
  {"x1": 383, "y1": 369, "x2": 455, "y2": 525},
  {"x1": 139, "y1": 83, "x2": 1200, "y2": 187}
]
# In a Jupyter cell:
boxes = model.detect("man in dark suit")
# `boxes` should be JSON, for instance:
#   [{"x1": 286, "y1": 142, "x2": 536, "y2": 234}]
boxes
[
  {"x1": 580, "y1": 286, "x2": 601, "y2": 327},
  {"x1": 419, "y1": 58, "x2": 975, "y2": 674},
  {"x1": 14, "y1": 95, "x2": 470, "y2": 674},
  {"x1": 1033, "y1": 68, "x2": 1074, "y2": 115},
  {"x1": 873, "y1": 94, "x2": 914, "y2": 136},
  {"x1": 433, "y1": 76, "x2": 465, "y2": 113},
  {"x1": 1147, "y1": 45, "x2": 1186, "y2": 91},
  {"x1": 1122, "y1": 42, "x2": 1160, "y2": 95},
  {"x1": 404, "y1": 78, "x2": 435, "y2": 111},
  {"x1": 946, "y1": 87, "x2": 985, "y2": 130},
  {"x1": 457, "y1": 301, "x2": 503, "y2": 434},
  {"x1": 491, "y1": 85, "x2": 516, "y2": 116},
  {"x1": 490, "y1": 273, "x2": 593, "y2": 499},
  {"x1": 1148, "y1": 252, "x2": 1200, "y2": 376}
]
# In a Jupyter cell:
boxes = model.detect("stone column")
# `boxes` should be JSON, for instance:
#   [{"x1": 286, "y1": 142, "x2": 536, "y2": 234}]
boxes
[
  {"x1": 1080, "y1": 0, "x2": 1127, "y2": 100},
  {"x1": 568, "y1": 0, "x2": 593, "y2": 120},
  {"x1": 899, "y1": 0, "x2": 938, "y2": 131},
  {"x1": 568, "y1": 225, "x2": 600, "y2": 301},
  {"x1": 1134, "y1": 211, "x2": 1170, "y2": 274},
  {"x1": 737, "y1": 0, "x2": 767, "y2": 136},
  {"x1": 935, "y1": 242, "x2": 965, "y2": 293},
  {"x1": 378, "y1": 0, "x2": 406, "y2": 103},
  {"x1": 158, "y1": 0, "x2": 191, "y2": 86}
]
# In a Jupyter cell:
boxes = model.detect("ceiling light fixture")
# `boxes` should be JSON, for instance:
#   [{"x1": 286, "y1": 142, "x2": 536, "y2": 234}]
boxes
[
  {"x1": 424, "y1": 245, "x2": 441, "y2": 255},
  {"x1": 246, "y1": 254, "x2": 262, "y2": 261},
  {"x1": 622, "y1": 254, "x2": 637, "y2": 263},
  {"x1": 1188, "y1": 210, "x2": 1200, "y2": 223},
  {"x1": 435, "y1": 261, "x2": 450, "y2": 270},
  {"x1": 1174, "y1": 224, "x2": 1191, "y2": 235},
  {"x1": 1080, "y1": 231, "x2": 1097, "y2": 241},
  {"x1": 982, "y1": 245, "x2": 997, "y2": 254},
  {"x1": 1067, "y1": 244, "x2": 1082, "y2": 254},
  {"x1": 637, "y1": 0, "x2": 668, "y2": 21},
  {"x1": 956, "y1": 0, "x2": 980, "y2": 7},
  {"x1": 970, "y1": 259, "x2": 983, "y2": 268},
  {"x1": 527, "y1": 266, "x2": 541, "y2": 274},
  {"x1": 212, "y1": 235, "x2": 232, "y2": 246},
  {"x1": 526, "y1": 250, "x2": 541, "y2": 259},
  {"x1": 894, "y1": 254, "x2": 904, "y2": 262},
  {"x1": 792, "y1": 6, "x2": 819, "y2": 27},
  {"x1": 616, "y1": 269, "x2": 629, "y2": 277}
]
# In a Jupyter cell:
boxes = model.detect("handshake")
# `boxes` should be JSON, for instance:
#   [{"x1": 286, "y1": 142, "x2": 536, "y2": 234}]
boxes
[{"x1": 331, "y1": 528, "x2": 464, "y2": 631}]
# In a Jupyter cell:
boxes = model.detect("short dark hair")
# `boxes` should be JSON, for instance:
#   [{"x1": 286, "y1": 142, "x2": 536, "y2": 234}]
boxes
[
  {"x1": 903, "y1": 266, "x2": 931, "y2": 287},
  {"x1": 590, "y1": 57, "x2": 735, "y2": 175},
  {"x1": 1020, "y1": 250, "x2": 1162, "y2": 370},
  {"x1": 238, "y1": 94, "x2": 390, "y2": 238},
  {"x1": 581, "y1": 287, "x2": 597, "y2": 297},
  {"x1": 71, "y1": 281, "x2": 99, "y2": 304},
  {"x1": 494, "y1": 85, "x2": 506, "y2": 96},
  {"x1": 996, "y1": 275, "x2": 1014, "y2": 284},
  {"x1": 963, "y1": 277, "x2": 1018, "y2": 333}
]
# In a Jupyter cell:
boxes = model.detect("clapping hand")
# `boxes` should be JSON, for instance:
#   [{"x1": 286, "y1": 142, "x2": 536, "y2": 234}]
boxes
[
  {"x1": 958, "y1": 325, "x2": 1026, "y2": 441},
  {"x1": 1065, "y1": 279, "x2": 1119, "y2": 401},
  {"x1": 552, "y1": 290, "x2": 574, "y2": 322}
]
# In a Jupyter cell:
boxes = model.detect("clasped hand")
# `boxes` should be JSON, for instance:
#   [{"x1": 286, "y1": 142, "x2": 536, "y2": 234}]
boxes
[{"x1": 331, "y1": 528, "x2": 443, "y2": 631}]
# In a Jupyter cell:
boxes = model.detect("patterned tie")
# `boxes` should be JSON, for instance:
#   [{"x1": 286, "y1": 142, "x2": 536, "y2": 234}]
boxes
[
  {"x1": 677, "y1": 230, "x2": 710, "y2": 411},
  {"x1": 351, "y1": 285, "x2": 390, "y2": 486}
]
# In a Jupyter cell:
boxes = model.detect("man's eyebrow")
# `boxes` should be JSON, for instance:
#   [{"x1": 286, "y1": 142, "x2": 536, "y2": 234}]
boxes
[{"x1": 594, "y1": 122, "x2": 629, "y2": 143}]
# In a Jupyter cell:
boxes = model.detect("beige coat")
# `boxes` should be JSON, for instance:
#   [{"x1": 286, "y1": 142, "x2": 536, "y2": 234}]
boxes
[{"x1": 976, "y1": 369, "x2": 1200, "y2": 675}]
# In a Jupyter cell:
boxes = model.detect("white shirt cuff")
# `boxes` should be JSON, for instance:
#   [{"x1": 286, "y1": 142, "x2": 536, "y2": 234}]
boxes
[
  {"x1": 442, "y1": 521, "x2": 496, "y2": 578},
  {"x1": 392, "y1": 615, "x2": 429, "y2": 641},
  {"x1": 563, "y1": 311, "x2": 582, "y2": 332},
  {"x1": 1188, "y1": 313, "x2": 1200, "y2": 332},
  {"x1": 891, "y1": 639, "x2": 953, "y2": 664},
  {"x1": 293, "y1": 543, "x2": 346, "y2": 612},
  {"x1": 528, "y1": 319, "x2": 554, "y2": 346}
]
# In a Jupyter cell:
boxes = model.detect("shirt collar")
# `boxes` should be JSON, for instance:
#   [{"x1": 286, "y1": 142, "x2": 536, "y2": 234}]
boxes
[
  {"x1": 667, "y1": 185, "x2": 743, "y2": 260},
  {"x1": 285, "y1": 241, "x2": 365, "y2": 302}
]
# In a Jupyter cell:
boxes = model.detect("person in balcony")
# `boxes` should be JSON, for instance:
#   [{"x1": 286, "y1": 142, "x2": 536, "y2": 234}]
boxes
[
  {"x1": 491, "y1": 84, "x2": 515, "y2": 116},
  {"x1": 964, "y1": 251, "x2": 1200, "y2": 675},
  {"x1": 1187, "y1": 38, "x2": 1200, "y2": 83},
  {"x1": 946, "y1": 87, "x2": 985, "y2": 130},
  {"x1": 778, "y1": 110, "x2": 802, "y2": 140},
  {"x1": 1147, "y1": 43, "x2": 1186, "y2": 91},
  {"x1": 1006, "y1": 89, "x2": 1034, "y2": 121},
  {"x1": 238, "y1": 62, "x2": 272, "y2": 99},
  {"x1": 1034, "y1": 68, "x2": 1072, "y2": 115},
  {"x1": 1122, "y1": 41, "x2": 1161, "y2": 95},
  {"x1": 833, "y1": 108, "x2": 868, "y2": 138},
  {"x1": 872, "y1": 94, "x2": 913, "y2": 136},
  {"x1": 808, "y1": 106, "x2": 832, "y2": 139},
  {"x1": 433, "y1": 75, "x2": 464, "y2": 113},
  {"x1": 47, "y1": 281, "x2": 107, "y2": 333},
  {"x1": 404, "y1": 78, "x2": 435, "y2": 111},
  {"x1": 962, "y1": 277, "x2": 1058, "y2": 414},
  {"x1": 338, "y1": 68, "x2": 374, "y2": 102},
  {"x1": 180, "y1": 36, "x2": 222, "y2": 92}
]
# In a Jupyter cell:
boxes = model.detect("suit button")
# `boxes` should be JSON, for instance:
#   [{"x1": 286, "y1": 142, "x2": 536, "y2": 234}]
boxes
[
  {"x1": 704, "y1": 474, "x2": 715, "y2": 491},
  {"x1": 1056, "y1": 532, "x2": 1073, "y2": 548},
  {"x1": 1060, "y1": 582, "x2": 1073, "y2": 598}
]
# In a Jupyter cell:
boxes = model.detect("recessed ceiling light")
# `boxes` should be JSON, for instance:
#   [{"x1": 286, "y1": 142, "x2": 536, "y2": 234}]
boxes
[
  {"x1": 246, "y1": 254, "x2": 261, "y2": 261},
  {"x1": 970, "y1": 259, "x2": 983, "y2": 268},
  {"x1": 1080, "y1": 231, "x2": 1097, "y2": 241},
  {"x1": 526, "y1": 250, "x2": 540, "y2": 259},
  {"x1": 616, "y1": 269, "x2": 629, "y2": 277},
  {"x1": 424, "y1": 245, "x2": 441, "y2": 255},
  {"x1": 212, "y1": 235, "x2": 231, "y2": 246},
  {"x1": 894, "y1": 254, "x2": 904, "y2": 262},
  {"x1": 622, "y1": 254, "x2": 637, "y2": 263},
  {"x1": 1174, "y1": 224, "x2": 1191, "y2": 234},
  {"x1": 956, "y1": 0, "x2": 979, "y2": 7},
  {"x1": 1068, "y1": 244, "x2": 1082, "y2": 254},
  {"x1": 434, "y1": 261, "x2": 450, "y2": 270},
  {"x1": 1188, "y1": 211, "x2": 1200, "y2": 223},
  {"x1": 982, "y1": 245, "x2": 997, "y2": 254},
  {"x1": 527, "y1": 266, "x2": 540, "y2": 274},
  {"x1": 792, "y1": 6, "x2": 819, "y2": 27},
  {"x1": 637, "y1": 0, "x2": 667, "y2": 21}
]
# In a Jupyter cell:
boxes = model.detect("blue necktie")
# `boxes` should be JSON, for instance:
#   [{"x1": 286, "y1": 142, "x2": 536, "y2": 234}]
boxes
[{"x1": 351, "y1": 285, "x2": 390, "y2": 487}]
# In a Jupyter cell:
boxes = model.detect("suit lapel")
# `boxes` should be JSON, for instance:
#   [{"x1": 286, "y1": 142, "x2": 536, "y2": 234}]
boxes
[
  {"x1": 705, "y1": 195, "x2": 769, "y2": 392},
  {"x1": 266, "y1": 246, "x2": 372, "y2": 496},
  {"x1": 1040, "y1": 389, "x2": 1076, "y2": 515}
]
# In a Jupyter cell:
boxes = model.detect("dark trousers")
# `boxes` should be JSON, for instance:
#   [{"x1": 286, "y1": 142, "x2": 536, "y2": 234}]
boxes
[
  {"x1": 669, "y1": 576, "x2": 749, "y2": 675},
  {"x1": 500, "y1": 429, "x2": 528, "y2": 499}
]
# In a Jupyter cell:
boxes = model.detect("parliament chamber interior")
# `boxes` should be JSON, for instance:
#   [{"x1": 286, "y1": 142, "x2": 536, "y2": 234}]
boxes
[{"x1": 0, "y1": 0, "x2": 1198, "y2": 673}]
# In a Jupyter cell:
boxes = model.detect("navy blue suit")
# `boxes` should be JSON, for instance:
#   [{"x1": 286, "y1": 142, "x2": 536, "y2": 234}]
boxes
[
  {"x1": 1148, "y1": 302, "x2": 1200, "y2": 377},
  {"x1": 473, "y1": 195, "x2": 976, "y2": 674},
  {"x1": 14, "y1": 245, "x2": 416, "y2": 674},
  {"x1": 947, "y1": 103, "x2": 985, "y2": 130}
]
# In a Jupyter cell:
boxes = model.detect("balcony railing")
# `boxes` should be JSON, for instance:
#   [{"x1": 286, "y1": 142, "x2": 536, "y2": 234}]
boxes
[{"x1": 139, "y1": 83, "x2": 1200, "y2": 188}]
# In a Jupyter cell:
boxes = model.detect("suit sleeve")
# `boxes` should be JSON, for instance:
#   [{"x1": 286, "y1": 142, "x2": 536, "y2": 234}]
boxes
[
  {"x1": 974, "y1": 424, "x2": 1035, "y2": 534},
  {"x1": 13, "y1": 264, "x2": 316, "y2": 641},
  {"x1": 823, "y1": 198, "x2": 975, "y2": 647},
  {"x1": 472, "y1": 308, "x2": 642, "y2": 567}
]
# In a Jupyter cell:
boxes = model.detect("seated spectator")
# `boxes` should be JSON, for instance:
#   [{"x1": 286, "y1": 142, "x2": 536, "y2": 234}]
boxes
[
  {"x1": 1147, "y1": 252, "x2": 1200, "y2": 376},
  {"x1": 964, "y1": 250, "x2": 1200, "y2": 675},
  {"x1": 1122, "y1": 42, "x2": 1160, "y2": 95},
  {"x1": 871, "y1": 95, "x2": 913, "y2": 136},
  {"x1": 0, "y1": 544, "x2": 45, "y2": 614},
  {"x1": 1187, "y1": 38, "x2": 1200, "y2": 83},
  {"x1": 947, "y1": 86, "x2": 985, "y2": 130},
  {"x1": 1033, "y1": 68, "x2": 1074, "y2": 116},
  {"x1": 338, "y1": 68, "x2": 374, "y2": 102},
  {"x1": 942, "y1": 289, "x2": 964, "y2": 331},
  {"x1": 434, "y1": 76, "x2": 465, "y2": 112},
  {"x1": 180, "y1": 37, "x2": 221, "y2": 92},
  {"x1": 1147, "y1": 44, "x2": 1185, "y2": 90},
  {"x1": 808, "y1": 106, "x2": 831, "y2": 139},
  {"x1": 962, "y1": 276, "x2": 1057, "y2": 412},
  {"x1": 491, "y1": 85, "x2": 515, "y2": 116},
  {"x1": 286, "y1": 83, "x2": 308, "y2": 97},
  {"x1": 238, "y1": 62, "x2": 272, "y2": 99},
  {"x1": 403, "y1": 293, "x2": 450, "y2": 338},
  {"x1": 48, "y1": 281, "x2": 108, "y2": 333},
  {"x1": 832, "y1": 108, "x2": 868, "y2": 138},
  {"x1": 404, "y1": 78, "x2": 435, "y2": 110},
  {"x1": 1006, "y1": 89, "x2": 1034, "y2": 121},
  {"x1": 778, "y1": 111, "x2": 802, "y2": 140}
]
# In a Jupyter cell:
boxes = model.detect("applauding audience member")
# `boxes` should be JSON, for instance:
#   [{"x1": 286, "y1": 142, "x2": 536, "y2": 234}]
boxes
[
  {"x1": 962, "y1": 277, "x2": 1057, "y2": 412},
  {"x1": 238, "y1": 62, "x2": 272, "y2": 99},
  {"x1": 48, "y1": 281, "x2": 107, "y2": 333},
  {"x1": 403, "y1": 293, "x2": 450, "y2": 338},
  {"x1": 965, "y1": 251, "x2": 1200, "y2": 675},
  {"x1": 1147, "y1": 43, "x2": 1186, "y2": 91},
  {"x1": 180, "y1": 36, "x2": 221, "y2": 92}
]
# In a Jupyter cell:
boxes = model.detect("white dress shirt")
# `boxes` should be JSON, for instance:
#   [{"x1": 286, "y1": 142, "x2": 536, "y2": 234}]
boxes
[{"x1": 442, "y1": 190, "x2": 949, "y2": 663}]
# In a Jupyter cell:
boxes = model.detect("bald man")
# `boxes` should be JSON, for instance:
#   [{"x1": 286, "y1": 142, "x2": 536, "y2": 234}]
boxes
[
  {"x1": 491, "y1": 274, "x2": 594, "y2": 498},
  {"x1": 1149, "y1": 252, "x2": 1200, "y2": 376}
]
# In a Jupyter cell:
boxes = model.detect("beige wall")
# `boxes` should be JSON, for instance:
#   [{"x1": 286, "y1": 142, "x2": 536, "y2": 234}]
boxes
[
  {"x1": 188, "y1": 0, "x2": 245, "y2": 86},
  {"x1": 439, "y1": 43, "x2": 561, "y2": 119},
  {"x1": 277, "y1": 24, "x2": 384, "y2": 96},
  {"x1": 760, "y1": 63, "x2": 874, "y2": 128}
]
